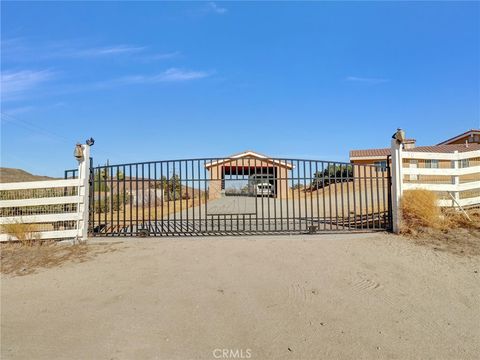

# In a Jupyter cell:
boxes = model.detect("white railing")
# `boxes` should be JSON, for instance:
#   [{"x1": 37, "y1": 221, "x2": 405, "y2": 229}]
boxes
[
  {"x1": 390, "y1": 138, "x2": 479, "y2": 233},
  {"x1": 402, "y1": 149, "x2": 480, "y2": 208},
  {"x1": 0, "y1": 145, "x2": 91, "y2": 242}
]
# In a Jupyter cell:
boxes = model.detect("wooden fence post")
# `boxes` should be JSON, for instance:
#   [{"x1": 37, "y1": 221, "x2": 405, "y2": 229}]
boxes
[{"x1": 391, "y1": 138, "x2": 403, "y2": 234}]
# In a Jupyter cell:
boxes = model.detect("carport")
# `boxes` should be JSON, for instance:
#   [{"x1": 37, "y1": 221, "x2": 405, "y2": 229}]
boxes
[{"x1": 204, "y1": 151, "x2": 293, "y2": 200}]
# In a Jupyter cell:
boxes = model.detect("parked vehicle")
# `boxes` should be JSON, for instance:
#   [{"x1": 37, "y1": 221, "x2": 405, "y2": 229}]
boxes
[{"x1": 255, "y1": 182, "x2": 274, "y2": 197}]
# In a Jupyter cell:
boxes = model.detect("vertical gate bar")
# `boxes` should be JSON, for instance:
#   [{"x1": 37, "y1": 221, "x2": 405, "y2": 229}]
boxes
[
  {"x1": 90, "y1": 168, "x2": 95, "y2": 236},
  {"x1": 166, "y1": 162, "x2": 170, "y2": 233},
  {"x1": 334, "y1": 162, "x2": 339, "y2": 230},
  {"x1": 273, "y1": 160, "x2": 277, "y2": 232},
  {"x1": 321, "y1": 162, "x2": 326, "y2": 230},
  {"x1": 141, "y1": 164, "x2": 145, "y2": 232},
  {"x1": 327, "y1": 162, "x2": 333, "y2": 230},
  {"x1": 251, "y1": 158, "x2": 257, "y2": 232},
  {"x1": 364, "y1": 165, "x2": 369, "y2": 229},
  {"x1": 129, "y1": 165, "x2": 133, "y2": 235},
  {"x1": 180, "y1": 160, "x2": 183, "y2": 234},
  {"x1": 315, "y1": 161, "x2": 320, "y2": 230},
  {"x1": 358, "y1": 165, "x2": 365, "y2": 230},
  {"x1": 376, "y1": 165, "x2": 381, "y2": 229},
  {"x1": 173, "y1": 161, "x2": 177, "y2": 234},
  {"x1": 284, "y1": 158, "x2": 289, "y2": 232},
  {"x1": 203, "y1": 159, "x2": 208, "y2": 234},
  {"x1": 386, "y1": 157, "x2": 392, "y2": 230},
  {"x1": 352, "y1": 165, "x2": 357, "y2": 229},
  {"x1": 303, "y1": 160, "x2": 308, "y2": 231},
  {"x1": 382, "y1": 160, "x2": 387, "y2": 228},
  {"x1": 346, "y1": 164, "x2": 351, "y2": 230},
  {"x1": 135, "y1": 164, "x2": 139, "y2": 234},
  {"x1": 297, "y1": 160, "x2": 301, "y2": 231},
  {"x1": 370, "y1": 165, "x2": 375, "y2": 230},
  {"x1": 154, "y1": 163, "x2": 157, "y2": 235},
  {"x1": 220, "y1": 158, "x2": 224, "y2": 232},
  {"x1": 104, "y1": 166, "x2": 107, "y2": 234},
  {"x1": 309, "y1": 161, "x2": 313, "y2": 230},
  {"x1": 267, "y1": 158, "x2": 271, "y2": 232},
  {"x1": 263, "y1": 159, "x2": 271, "y2": 231},
  {"x1": 236, "y1": 157, "x2": 240, "y2": 232},
  {"x1": 109, "y1": 166, "x2": 113, "y2": 235},
  {"x1": 279, "y1": 158, "x2": 283, "y2": 232},
  {"x1": 95, "y1": 168, "x2": 100, "y2": 235},
  {"x1": 186, "y1": 161, "x2": 189, "y2": 233},
  {"x1": 302, "y1": 160, "x2": 308, "y2": 230},
  {"x1": 291, "y1": 160, "x2": 298, "y2": 231},
  {"x1": 160, "y1": 162, "x2": 164, "y2": 234},
  {"x1": 122, "y1": 165, "x2": 126, "y2": 236},
  {"x1": 241, "y1": 157, "x2": 245, "y2": 232},
  {"x1": 116, "y1": 166, "x2": 120, "y2": 235},
  {"x1": 197, "y1": 160, "x2": 201, "y2": 232},
  {"x1": 147, "y1": 163, "x2": 152, "y2": 232},
  {"x1": 339, "y1": 164, "x2": 344, "y2": 229},
  {"x1": 191, "y1": 160, "x2": 195, "y2": 233},
  {"x1": 260, "y1": 159, "x2": 265, "y2": 232}
]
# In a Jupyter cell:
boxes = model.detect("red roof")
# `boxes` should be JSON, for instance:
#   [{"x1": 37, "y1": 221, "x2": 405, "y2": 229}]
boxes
[{"x1": 437, "y1": 129, "x2": 480, "y2": 145}]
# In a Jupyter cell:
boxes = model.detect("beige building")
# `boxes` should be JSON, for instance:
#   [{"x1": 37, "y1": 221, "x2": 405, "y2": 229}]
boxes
[
  {"x1": 204, "y1": 151, "x2": 293, "y2": 200},
  {"x1": 349, "y1": 129, "x2": 480, "y2": 168}
]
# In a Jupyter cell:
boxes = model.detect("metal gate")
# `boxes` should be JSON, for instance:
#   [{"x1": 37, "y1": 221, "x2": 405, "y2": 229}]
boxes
[{"x1": 67, "y1": 156, "x2": 392, "y2": 236}]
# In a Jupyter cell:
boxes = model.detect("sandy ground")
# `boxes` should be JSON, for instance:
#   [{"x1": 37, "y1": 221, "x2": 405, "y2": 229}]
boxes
[{"x1": 1, "y1": 233, "x2": 479, "y2": 360}]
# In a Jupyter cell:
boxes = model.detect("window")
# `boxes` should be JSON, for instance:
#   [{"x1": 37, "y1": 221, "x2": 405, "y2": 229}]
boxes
[
  {"x1": 374, "y1": 161, "x2": 387, "y2": 172},
  {"x1": 460, "y1": 159, "x2": 470, "y2": 168},
  {"x1": 425, "y1": 159, "x2": 439, "y2": 168}
]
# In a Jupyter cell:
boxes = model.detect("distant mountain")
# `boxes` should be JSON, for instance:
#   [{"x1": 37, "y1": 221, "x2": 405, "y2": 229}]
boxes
[{"x1": 0, "y1": 168, "x2": 56, "y2": 183}]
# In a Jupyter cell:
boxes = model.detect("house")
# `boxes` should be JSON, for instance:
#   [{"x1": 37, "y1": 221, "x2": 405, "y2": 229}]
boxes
[
  {"x1": 349, "y1": 129, "x2": 480, "y2": 169},
  {"x1": 204, "y1": 151, "x2": 293, "y2": 199}
]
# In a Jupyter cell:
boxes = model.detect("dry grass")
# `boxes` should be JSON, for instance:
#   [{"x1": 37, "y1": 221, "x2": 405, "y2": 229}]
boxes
[
  {"x1": 1, "y1": 241, "x2": 119, "y2": 276},
  {"x1": 400, "y1": 190, "x2": 480, "y2": 256},
  {"x1": 1, "y1": 221, "x2": 41, "y2": 243},
  {"x1": 401, "y1": 190, "x2": 442, "y2": 230}
]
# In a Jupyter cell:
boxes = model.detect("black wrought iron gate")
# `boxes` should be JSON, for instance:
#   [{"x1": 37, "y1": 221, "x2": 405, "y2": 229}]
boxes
[{"x1": 66, "y1": 156, "x2": 392, "y2": 236}]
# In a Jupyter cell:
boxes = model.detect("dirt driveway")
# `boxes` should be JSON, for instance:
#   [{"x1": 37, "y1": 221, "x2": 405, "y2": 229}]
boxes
[{"x1": 1, "y1": 233, "x2": 479, "y2": 360}]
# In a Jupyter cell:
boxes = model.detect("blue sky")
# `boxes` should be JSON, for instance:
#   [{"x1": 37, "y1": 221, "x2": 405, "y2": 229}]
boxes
[{"x1": 1, "y1": 1, "x2": 479, "y2": 177}]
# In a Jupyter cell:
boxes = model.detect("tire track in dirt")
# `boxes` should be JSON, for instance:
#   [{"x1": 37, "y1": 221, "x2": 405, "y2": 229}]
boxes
[{"x1": 345, "y1": 271, "x2": 446, "y2": 338}]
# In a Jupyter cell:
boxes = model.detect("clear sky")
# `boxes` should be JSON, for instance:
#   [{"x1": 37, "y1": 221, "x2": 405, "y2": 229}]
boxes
[{"x1": 1, "y1": 1, "x2": 479, "y2": 177}]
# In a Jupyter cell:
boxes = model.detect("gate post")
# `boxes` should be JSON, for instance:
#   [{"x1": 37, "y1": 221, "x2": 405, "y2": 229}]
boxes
[
  {"x1": 77, "y1": 144, "x2": 91, "y2": 241},
  {"x1": 390, "y1": 136, "x2": 404, "y2": 234}
]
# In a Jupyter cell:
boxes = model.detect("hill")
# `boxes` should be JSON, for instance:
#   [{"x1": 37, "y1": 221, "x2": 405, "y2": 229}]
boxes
[{"x1": 0, "y1": 168, "x2": 56, "y2": 183}]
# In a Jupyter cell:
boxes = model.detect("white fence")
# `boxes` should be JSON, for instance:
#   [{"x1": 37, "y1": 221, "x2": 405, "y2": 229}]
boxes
[
  {"x1": 402, "y1": 149, "x2": 480, "y2": 208},
  {"x1": 391, "y1": 138, "x2": 480, "y2": 233},
  {"x1": 0, "y1": 145, "x2": 90, "y2": 242}
]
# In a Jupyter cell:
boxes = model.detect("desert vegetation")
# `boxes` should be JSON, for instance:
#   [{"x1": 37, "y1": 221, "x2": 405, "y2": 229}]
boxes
[
  {"x1": 400, "y1": 189, "x2": 480, "y2": 256},
  {"x1": 1, "y1": 240, "x2": 118, "y2": 276}
]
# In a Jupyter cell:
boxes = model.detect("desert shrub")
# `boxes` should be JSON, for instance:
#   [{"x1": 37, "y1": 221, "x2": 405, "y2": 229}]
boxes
[
  {"x1": 401, "y1": 190, "x2": 443, "y2": 232},
  {"x1": 1, "y1": 221, "x2": 40, "y2": 244},
  {"x1": 444, "y1": 207, "x2": 480, "y2": 230}
]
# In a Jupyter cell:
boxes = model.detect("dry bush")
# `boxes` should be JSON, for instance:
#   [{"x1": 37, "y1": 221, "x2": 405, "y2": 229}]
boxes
[
  {"x1": 444, "y1": 207, "x2": 480, "y2": 230},
  {"x1": 401, "y1": 190, "x2": 443, "y2": 232},
  {"x1": 1, "y1": 241, "x2": 119, "y2": 276},
  {"x1": 1, "y1": 221, "x2": 40, "y2": 244},
  {"x1": 401, "y1": 190, "x2": 480, "y2": 256}
]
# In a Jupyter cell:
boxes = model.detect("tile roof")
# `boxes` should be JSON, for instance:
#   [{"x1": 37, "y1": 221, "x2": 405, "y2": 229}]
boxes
[
  {"x1": 437, "y1": 129, "x2": 480, "y2": 145},
  {"x1": 350, "y1": 143, "x2": 480, "y2": 158},
  {"x1": 409, "y1": 143, "x2": 480, "y2": 153},
  {"x1": 204, "y1": 150, "x2": 294, "y2": 169}
]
